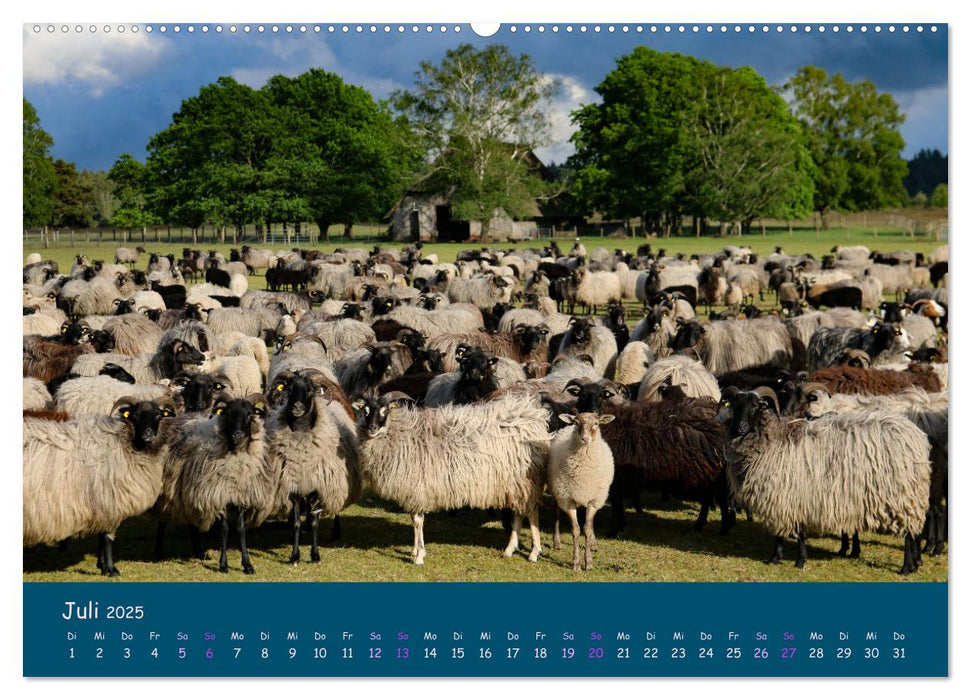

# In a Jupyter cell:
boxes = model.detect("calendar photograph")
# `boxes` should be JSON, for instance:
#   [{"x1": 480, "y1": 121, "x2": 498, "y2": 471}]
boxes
[{"x1": 21, "y1": 19, "x2": 949, "y2": 677}]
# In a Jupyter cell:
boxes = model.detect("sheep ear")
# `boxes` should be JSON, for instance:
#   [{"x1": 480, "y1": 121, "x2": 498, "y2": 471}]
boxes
[
  {"x1": 558, "y1": 414, "x2": 576, "y2": 425},
  {"x1": 351, "y1": 399, "x2": 366, "y2": 412},
  {"x1": 60, "y1": 322, "x2": 70, "y2": 334},
  {"x1": 565, "y1": 384, "x2": 581, "y2": 397},
  {"x1": 598, "y1": 414, "x2": 616, "y2": 425},
  {"x1": 488, "y1": 357, "x2": 500, "y2": 366},
  {"x1": 251, "y1": 400, "x2": 267, "y2": 417}
]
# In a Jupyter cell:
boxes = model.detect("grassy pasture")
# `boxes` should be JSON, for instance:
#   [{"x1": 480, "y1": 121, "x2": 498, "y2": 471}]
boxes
[
  {"x1": 22, "y1": 492, "x2": 948, "y2": 583},
  {"x1": 24, "y1": 225, "x2": 946, "y2": 272}
]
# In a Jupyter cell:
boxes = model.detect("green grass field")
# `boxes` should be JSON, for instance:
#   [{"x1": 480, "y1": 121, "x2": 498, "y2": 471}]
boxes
[
  {"x1": 22, "y1": 492, "x2": 948, "y2": 583},
  {"x1": 24, "y1": 224, "x2": 946, "y2": 272}
]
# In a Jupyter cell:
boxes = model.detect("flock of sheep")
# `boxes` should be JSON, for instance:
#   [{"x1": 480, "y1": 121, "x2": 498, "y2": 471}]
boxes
[{"x1": 21, "y1": 239, "x2": 948, "y2": 577}]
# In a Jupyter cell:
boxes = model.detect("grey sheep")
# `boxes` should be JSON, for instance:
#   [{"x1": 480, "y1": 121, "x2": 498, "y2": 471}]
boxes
[
  {"x1": 636, "y1": 355, "x2": 720, "y2": 402},
  {"x1": 548, "y1": 412, "x2": 616, "y2": 570},
  {"x1": 114, "y1": 246, "x2": 145, "y2": 266},
  {"x1": 173, "y1": 395, "x2": 278, "y2": 573},
  {"x1": 297, "y1": 318, "x2": 377, "y2": 362},
  {"x1": 719, "y1": 390, "x2": 930, "y2": 574},
  {"x1": 670, "y1": 318, "x2": 792, "y2": 377},
  {"x1": 72, "y1": 337, "x2": 206, "y2": 384},
  {"x1": 206, "y1": 306, "x2": 282, "y2": 340},
  {"x1": 386, "y1": 304, "x2": 484, "y2": 340},
  {"x1": 354, "y1": 391, "x2": 551, "y2": 565},
  {"x1": 265, "y1": 372, "x2": 361, "y2": 563},
  {"x1": 556, "y1": 317, "x2": 619, "y2": 378},
  {"x1": 23, "y1": 377, "x2": 53, "y2": 411},
  {"x1": 446, "y1": 275, "x2": 512, "y2": 310},
  {"x1": 23, "y1": 397, "x2": 176, "y2": 575},
  {"x1": 615, "y1": 341, "x2": 656, "y2": 387},
  {"x1": 807, "y1": 323, "x2": 910, "y2": 372},
  {"x1": 103, "y1": 314, "x2": 165, "y2": 356},
  {"x1": 54, "y1": 375, "x2": 171, "y2": 418}
]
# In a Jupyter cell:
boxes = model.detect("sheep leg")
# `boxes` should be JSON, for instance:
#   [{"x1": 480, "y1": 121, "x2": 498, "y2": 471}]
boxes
[
  {"x1": 933, "y1": 504, "x2": 947, "y2": 555},
  {"x1": 607, "y1": 481, "x2": 625, "y2": 538},
  {"x1": 526, "y1": 507, "x2": 542, "y2": 562},
  {"x1": 552, "y1": 505, "x2": 562, "y2": 550},
  {"x1": 58, "y1": 538, "x2": 69, "y2": 552},
  {"x1": 190, "y1": 526, "x2": 209, "y2": 560},
  {"x1": 100, "y1": 533, "x2": 120, "y2": 577},
  {"x1": 568, "y1": 508, "x2": 582, "y2": 571},
  {"x1": 899, "y1": 533, "x2": 917, "y2": 575},
  {"x1": 309, "y1": 510, "x2": 321, "y2": 563},
  {"x1": 289, "y1": 498, "x2": 302, "y2": 564},
  {"x1": 218, "y1": 515, "x2": 230, "y2": 573},
  {"x1": 838, "y1": 532, "x2": 850, "y2": 557},
  {"x1": 717, "y1": 492, "x2": 736, "y2": 535},
  {"x1": 694, "y1": 502, "x2": 710, "y2": 531},
  {"x1": 503, "y1": 513, "x2": 522, "y2": 558},
  {"x1": 412, "y1": 513, "x2": 426, "y2": 565},
  {"x1": 849, "y1": 531, "x2": 861, "y2": 558},
  {"x1": 768, "y1": 536, "x2": 785, "y2": 565},
  {"x1": 330, "y1": 515, "x2": 342, "y2": 543},
  {"x1": 794, "y1": 530, "x2": 807, "y2": 569},
  {"x1": 584, "y1": 506, "x2": 598, "y2": 570},
  {"x1": 153, "y1": 522, "x2": 167, "y2": 562},
  {"x1": 238, "y1": 510, "x2": 255, "y2": 575}
]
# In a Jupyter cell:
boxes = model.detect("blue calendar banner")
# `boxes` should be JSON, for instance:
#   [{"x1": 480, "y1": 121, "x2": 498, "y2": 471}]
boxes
[{"x1": 24, "y1": 582, "x2": 947, "y2": 677}]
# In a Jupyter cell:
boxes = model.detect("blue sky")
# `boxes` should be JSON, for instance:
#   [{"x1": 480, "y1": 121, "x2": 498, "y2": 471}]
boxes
[{"x1": 23, "y1": 22, "x2": 948, "y2": 171}]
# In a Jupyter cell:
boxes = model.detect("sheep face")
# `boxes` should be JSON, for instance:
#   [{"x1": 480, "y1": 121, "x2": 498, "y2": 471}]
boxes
[
  {"x1": 860, "y1": 322, "x2": 903, "y2": 358},
  {"x1": 59, "y1": 322, "x2": 87, "y2": 345},
  {"x1": 513, "y1": 324, "x2": 549, "y2": 354},
  {"x1": 114, "y1": 399, "x2": 175, "y2": 451},
  {"x1": 670, "y1": 321, "x2": 705, "y2": 352},
  {"x1": 371, "y1": 296, "x2": 397, "y2": 316},
  {"x1": 87, "y1": 329, "x2": 116, "y2": 354},
  {"x1": 276, "y1": 373, "x2": 321, "y2": 430},
  {"x1": 211, "y1": 396, "x2": 267, "y2": 453},
  {"x1": 353, "y1": 395, "x2": 410, "y2": 438},
  {"x1": 457, "y1": 347, "x2": 498, "y2": 385},
  {"x1": 717, "y1": 391, "x2": 778, "y2": 439},
  {"x1": 170, "y1": 339, "x2": 206, "y2": 368},
  {"x1": 559, "y1": 412, "x2": 614, "y2": 445},
  {"x1": 341, "y1": 302, "x2": 364, "y2": 320},
  {"x1": 100, "y1": 363, "x2": 136, "y2": 384},
  {"x1": 566, "y1": 317, "x2": 594, "y2": 345},
  {"x1": 565, "y1": 380, "x2": 619, "y2": 414},
  {"x1": 172, "y1": 372, "x2": 227, "y2": 413},
  {"x1": 398, "y1": 330, "x2": 427, "y2": 356}
]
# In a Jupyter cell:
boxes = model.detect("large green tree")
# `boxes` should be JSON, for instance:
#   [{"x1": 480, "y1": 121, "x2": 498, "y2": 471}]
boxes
[
  {"x1": 23, "y1": 98, "x2": 57, "y2": 227},
  {"x1": 785, "y1": 66, "x2": 908, "y2": 224},
  {"x1": 569, "y1": 48, "x2": 813, "y2": 235},
  {"x1": 394, "y1": 43, "x2": 558, "y2": 237},
  {"x1": 264, "y1": 69, "x2": 420, "y2": 236},
  {"x1": 50, "y1": 159, "x2": 93, "y2": 228}
]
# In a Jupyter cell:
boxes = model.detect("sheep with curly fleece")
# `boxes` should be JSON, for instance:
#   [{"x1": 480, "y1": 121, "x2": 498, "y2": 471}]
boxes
[
  {"x1": 807, "y1": 322, "x2": 910, "y2": 371},
  {"x1": 718, "y1": 389, "x2": 930, "y2": 574},
  {"x1": 354, "y1": 391, "x2": 551, "y2": 565},
  {"x1": 23, "y1": 397, "x2": 176, "y2": 575},
  {"x1": 556, "y1": 317, "x2": 618, "y2": 378},
  {"x1": 72, "y1": 338, "x2": 205, "y2": 384},
  {"x1": 386, "y1": 304, "x2": 484, "y2": 341}
]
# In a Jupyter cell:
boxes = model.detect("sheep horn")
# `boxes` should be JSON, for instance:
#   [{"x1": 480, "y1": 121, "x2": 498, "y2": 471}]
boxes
[{"x1": 752, "y1": 386, "x2": 780, "y2": 415}]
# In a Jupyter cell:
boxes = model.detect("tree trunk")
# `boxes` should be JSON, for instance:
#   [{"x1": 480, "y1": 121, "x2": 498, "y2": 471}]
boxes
[
  {"x1": 344, "y1": 222, "x2": 354, "y2": 239},
  {"x1": 192, "y1": 228, "x2": 198, "y2": 245}
]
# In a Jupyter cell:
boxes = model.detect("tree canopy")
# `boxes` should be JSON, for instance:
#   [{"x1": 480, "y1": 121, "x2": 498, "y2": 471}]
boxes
[
  {"x1": 23, "y1": 98, "x2": 57, "y2": 228},
  {"x1": 142, "y1": 71, "x2": 418, "y2": 236},
  {"x1": 568, "y1": 48, "x2": 813, "y2": 235},
  {"x1": 394, "y1": 43, "x2": 559, "y2": 236},
  {"x1": 785, "y1": 65, "x2": 909, "y2": 221},
  {"x1": 903, "y1": 148, "x2": 948, "y2": 198}
]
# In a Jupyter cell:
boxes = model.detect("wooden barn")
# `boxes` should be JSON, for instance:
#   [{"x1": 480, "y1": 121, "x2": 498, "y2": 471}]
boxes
[{"x1": 387, "y1": 150, "x2": 582, "y2": 242}]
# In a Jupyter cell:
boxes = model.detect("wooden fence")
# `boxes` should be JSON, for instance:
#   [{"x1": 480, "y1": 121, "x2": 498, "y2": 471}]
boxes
[{"x1": 23, "y1": 222, "x2": 392, "y2": 249}]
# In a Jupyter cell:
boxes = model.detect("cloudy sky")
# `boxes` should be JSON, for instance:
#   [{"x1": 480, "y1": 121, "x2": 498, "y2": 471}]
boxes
[{"x1": 22, "y1": 22, "x2": 948, "y2": 171}]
